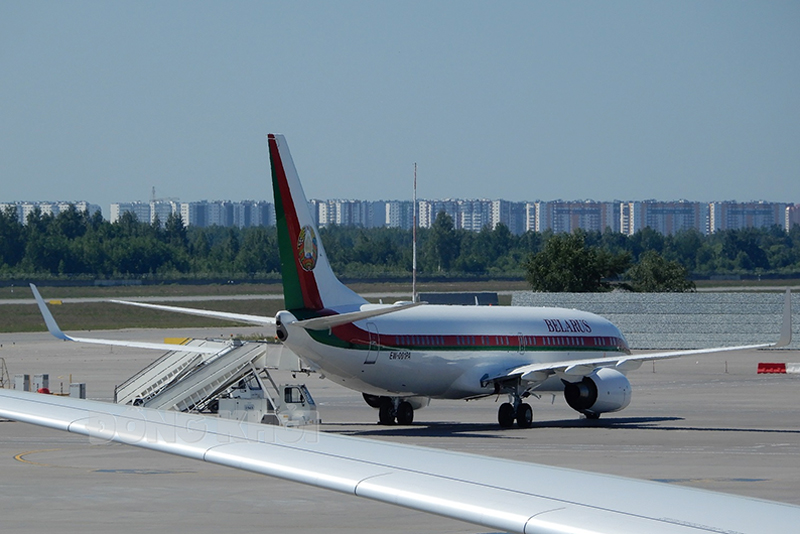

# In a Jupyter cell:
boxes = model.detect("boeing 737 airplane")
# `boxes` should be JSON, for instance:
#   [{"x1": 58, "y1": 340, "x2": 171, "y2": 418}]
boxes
[
  {"x1": 1, "y1": 134, "x2": 798, "y2": 533},
  {"x1": 106, "y1": 134, "x2": 792, "y2": 428}
]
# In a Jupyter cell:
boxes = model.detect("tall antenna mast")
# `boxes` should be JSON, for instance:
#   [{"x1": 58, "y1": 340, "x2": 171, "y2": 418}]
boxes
[{"x1": 412, "y1": 162, "x2": 417, "y2": 303}]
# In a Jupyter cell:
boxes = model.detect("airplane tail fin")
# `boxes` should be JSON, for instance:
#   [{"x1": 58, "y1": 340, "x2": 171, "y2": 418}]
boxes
[{"x1": 268, "y1": 134, "x2": 367, "y2": 313}]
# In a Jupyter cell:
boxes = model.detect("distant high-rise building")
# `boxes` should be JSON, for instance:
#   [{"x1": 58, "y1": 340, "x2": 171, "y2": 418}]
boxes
[
  {"x1": 250, "y1": 201, "x2": 276, "y2": 227},
  {"x1": 786, "y1": 205, "x2": 800, "y2": 231},
  {"x1": 709, "y1": 201, "x2": 787, "y2": 233},
  {"x1": 181, "y1": 201, "x2": 205, "y2": 227},
  {"x1": 1, "y1": 201, "x2": 101, "y2": 224},
  {"x1": 525, "y1": 203, "x2": 537, "y2": 233},
  {"x1": 419, "y1": 200, "x2": 460, "y2": 229},
  {"x1": 365, "y1": 201, "x2": 386, "y2": 228},
  {"x1": 621, "y1": 200, "x2": 706, "y2": 236},
  {"x1": 178, "y1": 200, "x2": 275, "y2": 228},
  {"x1": 99, "y1": 196, "x2": 796, "y2": 235},
  {"x1": 111, "y1": 201, "x2": 150, "y2": 223},
  {"x1": 385, "y1": 200, "x2": 414, "y2": 230},
  {"x1": 536, "y1": 201, "x2": 618, "y2": 234},
  {"x1": 150, "y1": 200, "x2": 180, "y2": 225},
  {"x1": 490, "y1": 200, "x2": 527, "y2": 235},
  {"x1": 457, "y1": 200, "x2": 492, "y2": 231}
]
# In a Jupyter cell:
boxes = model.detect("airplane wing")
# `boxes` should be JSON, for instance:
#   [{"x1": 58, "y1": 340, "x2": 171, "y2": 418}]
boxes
[
  {"x1": 491, "y1": 289, "x2": 793, "y2": 384},
  {"x1": 1, "y1": 388, "x2": 798, "y2": 534},
  {"x1": 109, "y1": 299, "x2": 277, "y2": 335},
  {"x1": 30, "y1": 284, "x2": 223, "y2": 354}
]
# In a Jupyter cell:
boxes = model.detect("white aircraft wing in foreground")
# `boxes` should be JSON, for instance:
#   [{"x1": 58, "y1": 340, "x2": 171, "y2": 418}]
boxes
[{"x1": 1, "y1": 388, "x2": 798, "y2": 534}]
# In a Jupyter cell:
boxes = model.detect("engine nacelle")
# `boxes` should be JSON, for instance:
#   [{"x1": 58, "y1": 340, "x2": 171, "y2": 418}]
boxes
[
  {"x1": 563, "y1": 368, "x2": 631, "y2": 416},
  {"x1": 275, "y1": 311, "x2": 294, "y2": 342},
  {"x1": 363, "y1": 393, "x2": 382, "y2": 408}
]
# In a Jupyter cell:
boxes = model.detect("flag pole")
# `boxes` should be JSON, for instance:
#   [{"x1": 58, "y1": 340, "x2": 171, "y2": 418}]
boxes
[{"x1": 412, "y1": 162, "x2": 417, "y2": 303}]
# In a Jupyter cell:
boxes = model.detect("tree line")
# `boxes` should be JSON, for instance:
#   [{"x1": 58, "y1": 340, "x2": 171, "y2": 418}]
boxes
[{"x1": 1, "y1": 206, "x2": 799, "y2": 285}]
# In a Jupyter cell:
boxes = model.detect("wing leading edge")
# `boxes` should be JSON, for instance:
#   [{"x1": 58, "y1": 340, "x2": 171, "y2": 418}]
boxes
[{"x1": 1, "y1": 389, "x2": 798, "y2": 534}]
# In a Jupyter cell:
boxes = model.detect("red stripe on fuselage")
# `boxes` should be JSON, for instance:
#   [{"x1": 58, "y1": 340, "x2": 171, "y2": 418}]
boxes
[
  {"x1": 269, "y1": 135, "x2": 324, "y2": 311},
  {"x1": 326, "y1": 322, "x2": 629, "y2": 352}
]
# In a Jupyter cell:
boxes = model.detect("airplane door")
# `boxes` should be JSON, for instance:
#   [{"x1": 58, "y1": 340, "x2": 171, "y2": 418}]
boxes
[
  {"x1": 518, "y1": 332, "x2": 525, "y2": 354},
  {"x1": 364, "y1": 322, "x2": 379, "y2": 364}
]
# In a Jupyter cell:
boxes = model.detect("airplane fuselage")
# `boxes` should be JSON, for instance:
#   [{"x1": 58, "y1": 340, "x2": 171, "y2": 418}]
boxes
[{"x1": 282, "y1": 304, "x2": 630, "y2": 399}]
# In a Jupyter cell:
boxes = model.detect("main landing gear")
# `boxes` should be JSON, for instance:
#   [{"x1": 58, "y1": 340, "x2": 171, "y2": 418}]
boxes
[
  {"x1": 498, "y1": 400, "x2": 533, "y2": 429},
  {"x1": 495, "y1": 381, "x2": 534, "y2": 429},
  {"x1": 367, "y1": 394, "x2": 414, "y2": 425},
  {"x1": 379, "y1": 397, "x2": 414, "y2": 425}
]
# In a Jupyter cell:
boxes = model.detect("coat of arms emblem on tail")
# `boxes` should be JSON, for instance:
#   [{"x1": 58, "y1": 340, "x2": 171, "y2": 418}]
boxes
[{"x1": 297, "y1": 225, "x2": 318, "y2": 271}]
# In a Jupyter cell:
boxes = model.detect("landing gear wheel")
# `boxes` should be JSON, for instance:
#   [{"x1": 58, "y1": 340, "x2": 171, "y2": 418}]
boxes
[
  {"x1": 516, "y1": 403, "x2": 533, "y2": 429},
  {"x1": 396, "y1": 401, "x2": 414, "y2": 425},
  {"x1": 378, "y1": 398, "x2": 396, "y2": 425},
  {"x1": 584, "y1": 411, "x2": 601, "y2": 420},
  {"x1": 498, "y1": 402, "x2": 515, "y2": 428}
]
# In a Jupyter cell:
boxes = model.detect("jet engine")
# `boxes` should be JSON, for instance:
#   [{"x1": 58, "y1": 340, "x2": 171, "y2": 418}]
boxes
[
  {"x1": 563, "y1": 368, "x2": 631, "y2": 417},
  {"x1": 275, "y1": 311, "x2": 293, "y2": 342}
]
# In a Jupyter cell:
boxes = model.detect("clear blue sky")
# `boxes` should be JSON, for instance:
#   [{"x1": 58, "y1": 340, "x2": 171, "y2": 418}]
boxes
[{"x1": 1, "y1": 1, "x2": 798, "y2": 213}]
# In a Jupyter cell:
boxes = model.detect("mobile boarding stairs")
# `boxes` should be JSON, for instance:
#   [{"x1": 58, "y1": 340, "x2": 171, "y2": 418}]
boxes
[{"x1": 114, "y1": 339, "x2": 319, "y2": 427}]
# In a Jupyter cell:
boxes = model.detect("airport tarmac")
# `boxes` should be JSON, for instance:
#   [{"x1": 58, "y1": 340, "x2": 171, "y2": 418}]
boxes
[{"x1": 0, "y1": 327, "x2": 798, "y2": 533}]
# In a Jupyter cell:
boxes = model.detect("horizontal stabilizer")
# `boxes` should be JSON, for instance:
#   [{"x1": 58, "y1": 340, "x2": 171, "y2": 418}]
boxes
[{"x1": 294, "y1": 302, "x2": 425, "y2": 331}]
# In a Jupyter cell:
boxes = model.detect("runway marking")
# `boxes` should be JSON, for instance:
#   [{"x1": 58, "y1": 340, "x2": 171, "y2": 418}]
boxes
[
  {"x1": 12, "y1": 449, "x2": 245, "y2": 477},
  {"x1": 14, "y1": 449, "x2": 197, "y2": 474},
  {"x1": 14, "y1": 449, "x2": 64, "y2": 467}
]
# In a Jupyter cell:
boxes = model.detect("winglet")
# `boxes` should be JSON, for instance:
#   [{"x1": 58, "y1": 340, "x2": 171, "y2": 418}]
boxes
[
  {"x1": 30, "y1": 283, "x2": 70, "y2": 341},
  {"x1": 775, "y1": 289, "x2": 792, "y2": 348},
  {"x1": 29, "y1": 284, "x2": 222, "y2": 354}
]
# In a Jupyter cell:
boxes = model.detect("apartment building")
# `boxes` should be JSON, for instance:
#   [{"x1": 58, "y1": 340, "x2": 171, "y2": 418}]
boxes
[
  {"x1": 620, "y1": 200, "x2": 706, "y2": 236},
  {"x1": 709, "y1": 201, "x2": 787, "y2": 233},
  {"x1": 1, "y1": 201, "x2": 102, "y2": 224},
  {"x1": 535, "y1": 200, "x2": 619, "y2": 234}
]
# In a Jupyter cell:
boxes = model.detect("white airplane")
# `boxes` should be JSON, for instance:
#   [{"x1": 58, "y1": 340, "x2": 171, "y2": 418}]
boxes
[
  {"x1": 108, "y1": 133, "x2": 793, "y2": 428},
  {"x1": 2, "y1": 134, "x2": 798, "y2": 533}
]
